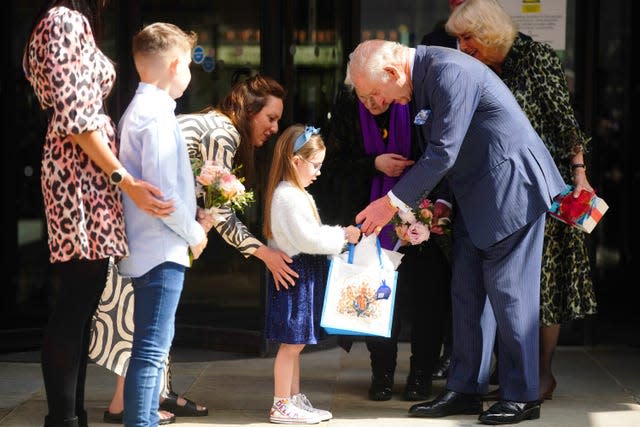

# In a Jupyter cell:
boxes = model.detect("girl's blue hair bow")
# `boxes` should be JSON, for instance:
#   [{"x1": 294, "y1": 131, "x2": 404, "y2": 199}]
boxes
[{"x1": 293, "y1": 125, "x2": 321, "y2": 152}]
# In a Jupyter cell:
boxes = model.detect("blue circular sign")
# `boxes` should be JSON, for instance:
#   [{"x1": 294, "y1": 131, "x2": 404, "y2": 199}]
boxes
[
  {"x1": 202, "y1": 56, "x2": 215, "y2": 72},
  {"x1": 192, "y1": 45, "x2": 205, "y2": 64}
]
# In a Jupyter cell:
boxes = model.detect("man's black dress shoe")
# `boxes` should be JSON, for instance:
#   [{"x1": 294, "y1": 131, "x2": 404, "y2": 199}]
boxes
[
  {"x1": 403, "y1": 370, "x2": 431, "y2": 401},
  {"x1": 408, "y1": 389, "x2": 482, "y2": 417},
  {"x1": 478, "y1": 400, "x2": 541, "y2": 425},
  {"x1": 368, "y1": 373, "x2": 393, "y2": 401}
]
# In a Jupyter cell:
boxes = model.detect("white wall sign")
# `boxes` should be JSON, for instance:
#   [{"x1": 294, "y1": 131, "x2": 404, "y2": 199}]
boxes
[{"x1": 499, "y1": 0, "x2": 567, "y2": 50}]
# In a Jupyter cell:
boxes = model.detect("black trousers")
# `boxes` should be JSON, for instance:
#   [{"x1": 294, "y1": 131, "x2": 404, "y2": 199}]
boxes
[
  {"x1": 41, "y1": 258, "x2": 109, "y2": 423},
  {"x1": 366, "y1": 240, "x2": 451, "y2": 379}
]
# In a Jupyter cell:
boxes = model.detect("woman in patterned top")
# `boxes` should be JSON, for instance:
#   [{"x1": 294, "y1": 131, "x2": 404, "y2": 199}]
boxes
[
  {"x1": 178, "y1": 74, "x2": 299, "y2": 289},
  {"x1": 22, "y1": 1, "x2": 171, "y2": 426},
  {"x1": 446, "y1": 0, "x2": 597, "y2": 401}
]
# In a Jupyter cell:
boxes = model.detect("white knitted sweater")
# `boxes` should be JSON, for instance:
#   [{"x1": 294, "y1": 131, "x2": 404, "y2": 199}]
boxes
[{"x1": 269, "y1": 181, "x2": 346, "y2": 257}]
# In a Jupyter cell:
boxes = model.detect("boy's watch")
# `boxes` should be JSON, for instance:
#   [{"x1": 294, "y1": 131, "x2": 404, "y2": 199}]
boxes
[{"x1": 110, "y1": 167, "x2": 128, "y2": 185}]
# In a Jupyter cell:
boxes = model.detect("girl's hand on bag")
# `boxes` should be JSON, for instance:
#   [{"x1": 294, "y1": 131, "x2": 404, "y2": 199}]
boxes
[{"x1": 344, "y1": 225, "x2": 361, "y2": 244}]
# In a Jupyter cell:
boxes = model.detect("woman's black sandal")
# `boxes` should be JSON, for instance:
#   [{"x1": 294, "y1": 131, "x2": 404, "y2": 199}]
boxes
[{"x1": 159, "y1": 392, "x2": 208, "y2": 417}]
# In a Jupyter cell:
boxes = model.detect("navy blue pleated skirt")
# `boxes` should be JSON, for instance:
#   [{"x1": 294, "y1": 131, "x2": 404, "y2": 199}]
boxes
[{"x1": 264, "y1": 253, "x2": 329, "y2": 344}]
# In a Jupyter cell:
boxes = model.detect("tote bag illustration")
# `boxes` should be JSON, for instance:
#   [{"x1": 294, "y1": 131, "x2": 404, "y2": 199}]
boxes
[{"x1": 320, "y1": 235, "x2": 401, "y2": 338}]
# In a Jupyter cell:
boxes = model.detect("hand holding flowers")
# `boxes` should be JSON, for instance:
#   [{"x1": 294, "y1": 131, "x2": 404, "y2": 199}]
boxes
[
  {"x1": 190, "y1": 158, "x2": 255, "y2": 263},
  {"x1": 193, "y1": 159, "x2": 255, "y2": 213},
  {"x1": 392, "y1": 198, "x2": 451, "y2": 246}
]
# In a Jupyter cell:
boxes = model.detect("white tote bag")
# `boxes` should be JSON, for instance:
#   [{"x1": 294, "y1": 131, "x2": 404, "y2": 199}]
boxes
[{"x1": 320, "y1": 234, "x2": 402, "y2": 338}]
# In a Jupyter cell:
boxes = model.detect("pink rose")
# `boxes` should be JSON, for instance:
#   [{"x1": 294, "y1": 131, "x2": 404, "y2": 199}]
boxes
[
  {"x1": 197, "y1": 160, "x2": 225, "y2": 186},
  {"x1": 407, "y1": 222, "x2": 430, "y2": 245},
  {"x1": 219, "y1": 173, "x2": 242, "y2": 199}
]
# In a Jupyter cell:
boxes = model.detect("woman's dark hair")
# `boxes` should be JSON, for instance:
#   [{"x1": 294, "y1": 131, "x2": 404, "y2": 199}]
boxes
[
  {"x1": 216, "y1": 75, "x2": 286, "y2": 186},
  {"x1": 23, "y1": 0, "x2": 105, "y2": 78}
]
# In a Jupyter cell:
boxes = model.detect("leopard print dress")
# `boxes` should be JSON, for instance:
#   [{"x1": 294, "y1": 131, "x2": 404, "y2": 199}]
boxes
[
  {"x1": 24, "y1": 6, "x2": 127, "y2": 263},
  {"x1": 501, "y1": 36, "x2": 597, "y2": 326}
]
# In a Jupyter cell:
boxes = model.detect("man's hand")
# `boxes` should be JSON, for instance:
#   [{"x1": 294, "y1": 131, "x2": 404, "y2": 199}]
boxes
[{"x1": 355, "y1": 196, "x2": 397, "y2": 235}]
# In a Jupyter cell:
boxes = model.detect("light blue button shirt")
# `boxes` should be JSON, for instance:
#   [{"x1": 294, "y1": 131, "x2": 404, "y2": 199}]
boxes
[{"x1": 117, "y1": 82, "x2": 205, "y2": 277}]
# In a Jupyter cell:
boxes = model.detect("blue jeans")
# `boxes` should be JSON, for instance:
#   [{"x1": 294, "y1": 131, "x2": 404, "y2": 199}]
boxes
[{"x1": 123, "y1": 262, "x2": 185, "y2": 427}]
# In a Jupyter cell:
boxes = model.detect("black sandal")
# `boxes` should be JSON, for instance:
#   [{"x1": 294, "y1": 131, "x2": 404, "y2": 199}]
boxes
[{"x1": 159, "y1": 392, "x2": 208, "y2": 417}]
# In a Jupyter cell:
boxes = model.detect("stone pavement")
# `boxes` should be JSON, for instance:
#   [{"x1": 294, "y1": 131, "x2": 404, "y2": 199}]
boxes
[{"x1": 2, "y1": 342, "x2": 640, "y2": 426}]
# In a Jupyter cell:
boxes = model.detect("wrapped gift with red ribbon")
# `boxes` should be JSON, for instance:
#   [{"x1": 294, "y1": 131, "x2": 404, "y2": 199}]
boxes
[{"x1": 548, "y1": 185, "x2": 609, "y2": 233}]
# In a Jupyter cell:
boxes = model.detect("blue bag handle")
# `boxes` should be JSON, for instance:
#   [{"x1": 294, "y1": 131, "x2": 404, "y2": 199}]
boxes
[
  {"x1": 345, "y1": 228, "x2": 390, "y2": 300},
  {"x1": 346, "y1": 225, "x2": 384, "y2": 269}
]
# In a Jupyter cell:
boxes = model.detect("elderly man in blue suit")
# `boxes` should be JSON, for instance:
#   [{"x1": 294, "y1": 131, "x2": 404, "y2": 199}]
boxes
[{"x1": 346, "y1": 39, "x2": 566, "y2": 425}]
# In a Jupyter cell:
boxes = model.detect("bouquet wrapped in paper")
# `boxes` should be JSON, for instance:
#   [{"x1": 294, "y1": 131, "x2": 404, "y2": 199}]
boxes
[{"x1": 548, "y1": 185, "x2": 608, "y2": 233}]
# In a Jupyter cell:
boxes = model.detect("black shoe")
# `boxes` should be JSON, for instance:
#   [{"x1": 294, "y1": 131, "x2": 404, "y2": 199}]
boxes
[
  {"x1": 432, "y1": 356, "x2": 450, "y2": 380},
  {"x1": 478, "y1": 400, "x2": 541, "y2": 425},
  {"x1": 103, "y1": 410, "x2": 123, "y2": 424},
  {"x1": 160, "y1": 391, "x2": 209, "y2": 416},
  {"x1": 77, "y1": 409, "x2": 88, "y2": 427},
  {"x1": 368, "y1": 373, "x2": 393, "y2": 401},
  {"x1": 482, "y1": 387, "x2": 502, "y2": 401},
  {"x1": 403, "y1": 370, "x2": 431, "y2": 401},
  {"x1": 44, "y1": 416, "x2": 79, "y2": 427},
  {"x1": 408, "y1": 389, "x2": 482, "y2": 418}
]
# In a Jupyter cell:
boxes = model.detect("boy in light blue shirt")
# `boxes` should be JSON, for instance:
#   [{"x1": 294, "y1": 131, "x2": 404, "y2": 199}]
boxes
[{"x1": 117, "y1": 22, "x2": 207, "y2": 426}]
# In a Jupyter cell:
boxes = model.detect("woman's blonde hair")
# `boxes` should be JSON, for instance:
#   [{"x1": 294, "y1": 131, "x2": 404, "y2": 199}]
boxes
[
  {"x1": 262, "y1": 124, "x2": 325, "y2": 239},
  {"x1": 445, "y1": 0, "x2": 517, "y2": 59}
]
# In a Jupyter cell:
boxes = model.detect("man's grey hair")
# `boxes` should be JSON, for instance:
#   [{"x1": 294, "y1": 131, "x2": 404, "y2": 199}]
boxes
[{"x1": 344, "y1": 39, "x2": 405, "y2": 90}]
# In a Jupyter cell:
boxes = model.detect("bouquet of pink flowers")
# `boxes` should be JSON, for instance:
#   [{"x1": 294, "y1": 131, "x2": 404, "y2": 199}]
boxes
[
  {"x1": 391, "y1": 198, "x2": 451, "y2": 246},
  {"x1": 192, "y1": 159, "x2": 255, "y2": 213}
]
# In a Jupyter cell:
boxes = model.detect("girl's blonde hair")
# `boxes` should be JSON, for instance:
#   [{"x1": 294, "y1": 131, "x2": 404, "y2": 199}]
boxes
[
  {"x1": 262, "y1": 124, "x2": 325, "y2": 239},
  {"x1": 445, "y1": 0, "x2": 517, "y2": 60}
]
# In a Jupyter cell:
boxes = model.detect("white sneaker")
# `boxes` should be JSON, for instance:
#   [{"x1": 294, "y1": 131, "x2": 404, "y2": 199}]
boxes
[
  {"x1": 292, "y1": 393, "x2": 333, "y2": 421},
  {"x1": 269, "y1": 398, "x2": 322, "y2": 424}
]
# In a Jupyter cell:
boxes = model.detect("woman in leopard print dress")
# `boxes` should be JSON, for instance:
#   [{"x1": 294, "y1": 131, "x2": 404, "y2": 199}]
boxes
[
  {"x1": 23, "y1": 2, "x2": 169, "y2": 426},
  {"x1": 447, "y1": 0, "x2": 597, "y2": 400}
]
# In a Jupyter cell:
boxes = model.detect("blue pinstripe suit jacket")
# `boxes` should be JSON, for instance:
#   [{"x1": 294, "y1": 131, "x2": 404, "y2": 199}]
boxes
[{"x1": 393, "y1": 45, "x2": 566, "y2": 249}]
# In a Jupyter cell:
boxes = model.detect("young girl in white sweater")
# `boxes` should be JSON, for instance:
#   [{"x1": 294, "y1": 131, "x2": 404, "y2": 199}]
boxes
[{"x1": 262, "y1": 124, "x2": 360, "y2": 424}]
